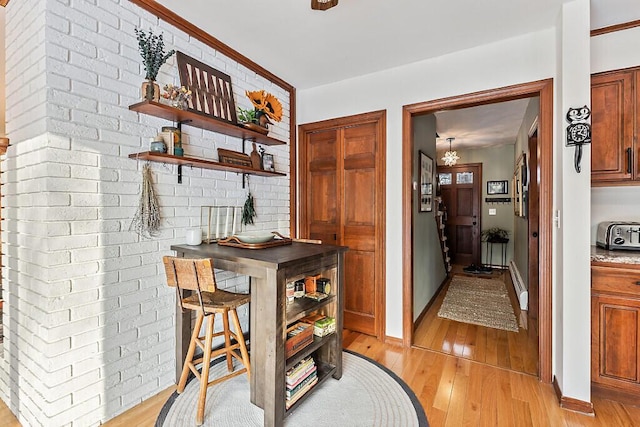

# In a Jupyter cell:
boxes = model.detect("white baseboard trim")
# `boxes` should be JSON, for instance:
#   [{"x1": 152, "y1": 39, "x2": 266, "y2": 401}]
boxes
[{"x1": 509, "y1": 260, "x2": 528, "y2": 310}]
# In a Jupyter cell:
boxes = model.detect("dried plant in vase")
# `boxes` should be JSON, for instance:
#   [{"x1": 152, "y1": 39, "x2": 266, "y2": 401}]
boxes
[{"x1": 134, "y1": 28, "x2": 175, "y2": 101}]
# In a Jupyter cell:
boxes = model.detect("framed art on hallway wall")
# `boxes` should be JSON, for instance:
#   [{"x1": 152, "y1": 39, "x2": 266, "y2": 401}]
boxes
[{"x1": 419, "y1": 151, "x2": 433, "y2": 212}]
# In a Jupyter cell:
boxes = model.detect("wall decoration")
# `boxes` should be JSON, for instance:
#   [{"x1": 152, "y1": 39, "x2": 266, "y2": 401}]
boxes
[
  {"x1": 419, "y1": 151, "x2": 434, "y2": 212},
  {"x1": 565, "y1": 105, "x2": 592, "y2": 173},
  {"x1": 262, "y1": 153, "x2": 275, "y2": 172},
  {"x1": 487, "y1": 180, "x2": 508, "y2": 195},
  {"x1": 176, "y1": 51, "x2": 237, "y2": 123},
  {"x1": 217, "y1": 148, "x2": 253, "y2": 168},
  {"x1": 514, "y1": 153, "x2": 527, "y2": 218}
]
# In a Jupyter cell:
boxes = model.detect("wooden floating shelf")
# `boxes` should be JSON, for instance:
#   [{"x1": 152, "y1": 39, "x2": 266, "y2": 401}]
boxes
[
  {"x1": 129, "y1": 151, "x2": 287, "y2": 177},
  {"x1": 129, "y1": 100, "x2": 286, "y2": 146}
]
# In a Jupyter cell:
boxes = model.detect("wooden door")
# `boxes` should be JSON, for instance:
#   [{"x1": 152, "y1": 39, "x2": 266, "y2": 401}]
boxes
[
  {"x1": 437, "y1": 164, "x2": 482, "y2": 266},
  {"x1": 591, "y1": 70, "x2": 634, "y2": 183},
  {"x1": 528, "y1": 130, "x2": 540, "y2": 322},
  {"x1": 299, "y1": 111, "x2": 386, "y2": 338}
]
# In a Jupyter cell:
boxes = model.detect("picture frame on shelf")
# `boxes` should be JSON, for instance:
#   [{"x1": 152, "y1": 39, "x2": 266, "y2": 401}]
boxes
[
  {"x1": 487, "y1": 180, "x2": 508, "y2": 195},
  {"x1": 262, "y1": 153, "x2": 275, "y2": 172},
  {"x1": 419, "y1": 151, "x2": 434, "y2": 212}
]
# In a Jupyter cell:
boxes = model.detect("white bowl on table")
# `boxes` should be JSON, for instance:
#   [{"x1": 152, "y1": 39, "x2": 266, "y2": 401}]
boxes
[{"x1": 234, "y1": 231, "x2": 275, "y2": 244}]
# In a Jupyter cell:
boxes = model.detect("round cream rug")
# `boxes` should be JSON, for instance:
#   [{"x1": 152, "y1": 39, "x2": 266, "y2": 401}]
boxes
[{"x1": 156, "y1": 350, "x2": 428, "y2": 427}]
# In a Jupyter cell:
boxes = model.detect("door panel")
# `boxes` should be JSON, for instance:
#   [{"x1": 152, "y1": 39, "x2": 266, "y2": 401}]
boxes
[
  {"x1": 437, "y1": 164, "x2": 482, "y2": 266},
  {"x1": 342, "y1": 123, "x2": 379, "y2": 335},
  {"x1": 591, "y1": 71, "x2": 633, "y2": 181},
  {"x1": 300, "y1": 113, "x2": 385, "y2": 338},
  {"x1": 307, "y1": 129, "x2": 339, "y2": 245}
]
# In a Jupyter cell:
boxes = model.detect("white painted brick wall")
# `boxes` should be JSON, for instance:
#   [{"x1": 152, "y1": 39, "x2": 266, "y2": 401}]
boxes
[{"x1": 1, "y1": 0, "x2": 291, "y2": 425}]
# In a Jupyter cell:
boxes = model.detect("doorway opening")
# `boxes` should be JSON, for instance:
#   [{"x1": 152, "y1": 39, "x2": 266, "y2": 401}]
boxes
[{"x1": 402, "y1": 79, "x2": 553, "y2": 382}]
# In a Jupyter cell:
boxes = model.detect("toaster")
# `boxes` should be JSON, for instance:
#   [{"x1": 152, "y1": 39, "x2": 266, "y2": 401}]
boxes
[{"x1": 596, "y1": 221, "x2": 640, "y2": 251}]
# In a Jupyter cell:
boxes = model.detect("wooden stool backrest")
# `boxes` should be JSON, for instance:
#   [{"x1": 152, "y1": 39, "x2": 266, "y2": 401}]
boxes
[{"x1": 163, "y1": 257, "x2": 218, "y2": 293}]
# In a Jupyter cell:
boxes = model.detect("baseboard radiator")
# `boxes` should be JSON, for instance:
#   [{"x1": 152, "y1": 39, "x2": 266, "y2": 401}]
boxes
[{"x1": 509, "y1": 260, "x2": 528, "y2": 310}]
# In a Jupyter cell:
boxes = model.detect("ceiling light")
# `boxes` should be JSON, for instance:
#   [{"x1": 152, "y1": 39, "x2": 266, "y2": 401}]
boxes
[
  {"x1": 442, "y1": 137, "x2": 460, "y2": 166},
  {"x1": 311, "y1": 0, "x2": 338, "y2": 10}
]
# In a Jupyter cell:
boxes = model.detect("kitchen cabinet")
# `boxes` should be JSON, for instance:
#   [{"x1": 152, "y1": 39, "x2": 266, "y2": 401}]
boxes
[
  {"x1": 591, "y1": 263, "x2": 640, "y2": 405},
  {"x1": 591, "y1": 68, "x2": 639, "y2": 185}
]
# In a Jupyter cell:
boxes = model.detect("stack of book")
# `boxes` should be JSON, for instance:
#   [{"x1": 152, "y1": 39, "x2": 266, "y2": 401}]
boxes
[{"x1": 285, "y1": 357, "x2": 318, "y2": 409}]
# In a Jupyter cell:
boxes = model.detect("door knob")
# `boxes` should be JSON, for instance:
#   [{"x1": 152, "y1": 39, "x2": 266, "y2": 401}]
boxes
[{"x1": 532, "y1": 232, "x2": 538, "y2": 238}]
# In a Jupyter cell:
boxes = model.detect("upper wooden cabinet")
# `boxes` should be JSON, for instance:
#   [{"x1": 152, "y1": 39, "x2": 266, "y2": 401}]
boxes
[{"x1": 591, "y1": 68, "x2": 639, "y2": 185}]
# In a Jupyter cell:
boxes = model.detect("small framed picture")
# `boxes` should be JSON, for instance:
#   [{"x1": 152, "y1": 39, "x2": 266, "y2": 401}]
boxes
[
  {"x1": 487, "y1": 180, "x2": 508, "y2": 195},
  {"x1": 419, "y1": 151, "x2": 434, "y2": 212},
  {"x1": 262, "y1": 153, "x2": 275, "y2": 172}
]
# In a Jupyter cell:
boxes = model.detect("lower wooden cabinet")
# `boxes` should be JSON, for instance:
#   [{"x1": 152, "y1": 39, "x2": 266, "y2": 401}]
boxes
[{"x1": 591, "y1": 264, "x2": 640, "y2": 404}]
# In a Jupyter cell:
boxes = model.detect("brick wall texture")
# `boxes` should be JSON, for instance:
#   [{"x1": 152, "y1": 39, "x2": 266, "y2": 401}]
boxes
[{"x1": 0, "y1": 1, "x2": 291, "y2": 425}]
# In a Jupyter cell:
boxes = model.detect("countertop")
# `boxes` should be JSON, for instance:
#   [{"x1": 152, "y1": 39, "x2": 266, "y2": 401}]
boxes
[{"x1": 591, "y1": 245, "x2": 640, "y2": 265}]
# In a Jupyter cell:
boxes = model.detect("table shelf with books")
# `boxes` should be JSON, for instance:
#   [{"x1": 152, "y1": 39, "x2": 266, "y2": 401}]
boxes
[{"x1": 282, "y1": 264, "x2": 342, "y2": 415}]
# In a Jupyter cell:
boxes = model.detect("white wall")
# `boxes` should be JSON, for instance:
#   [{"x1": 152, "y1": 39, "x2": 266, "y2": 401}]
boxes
[
  {"x1": 590, "y1": 26, "x2": 640, "y2": 241},
  {"x1": 556, "y1": 0, "x2": 592, "y2": 403},
  {"x1": 0, "y1": 1, "x2": 291, "y2": 425},
  {"x1": 299, "y1": 29, "x2": 556, "y2": 339},
  {"x1": 512, "y1": 97, "x2": 541, "y2": 289},
  {"x1": 412, "y1": 114, "x2": 446, "y2": 321}
]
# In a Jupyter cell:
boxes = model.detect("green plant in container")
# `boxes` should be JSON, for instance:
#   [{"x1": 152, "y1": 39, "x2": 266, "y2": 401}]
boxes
[
  {"x1": 134, "y1": 28, "x2": 175, "y2": 101},
  {"x1": 481, "y1": 227, "x2": 510, "y2": 243}
]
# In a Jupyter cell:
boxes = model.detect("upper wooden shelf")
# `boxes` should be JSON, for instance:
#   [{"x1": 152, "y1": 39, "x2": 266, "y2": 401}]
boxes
[
  {"x1": 129, "y1": 151, "x2": 287, "y2": 178},
  {"x1": 129, "y1": 100, "x2": 286, "y2": 146}
]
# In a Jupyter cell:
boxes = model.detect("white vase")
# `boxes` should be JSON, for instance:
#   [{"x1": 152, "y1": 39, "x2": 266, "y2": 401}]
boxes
[{"x1": 186, "y1": 228, "x2": 202, "y2": 246}]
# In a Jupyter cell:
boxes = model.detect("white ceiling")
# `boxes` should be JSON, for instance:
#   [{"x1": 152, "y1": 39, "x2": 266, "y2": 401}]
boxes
[
  {"x1": 434, "y1": 99, "x2": 532, "y2": 150},
  {"x1": 157, "y1": 0, "x2": 640, "y2": 151}
]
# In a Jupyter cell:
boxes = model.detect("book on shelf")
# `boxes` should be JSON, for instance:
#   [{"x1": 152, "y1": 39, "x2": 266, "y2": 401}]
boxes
[
  {"x1": 285, "y1": 377, "x2": 318, "y2": 409},
  {"x1": 304, "y1": 292, "x2": 328, "y2": 301},
  {"x1": 286, "y1": 370, "x2": 318, "y2": 398},
  {"x1": 313, "y1": 316, "x2": 336, "y2": 337},
  {"x1": 286, "y1": 357, "x2": 314, "y2": 381},
  {"x1": 287, "y1": 363, "x2": 317, "y2": 387}
]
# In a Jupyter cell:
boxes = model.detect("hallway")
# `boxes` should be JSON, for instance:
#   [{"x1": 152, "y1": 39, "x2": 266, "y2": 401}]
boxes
[{"x1": 413, "y1": 265, "x2": 539, "y2": 376}]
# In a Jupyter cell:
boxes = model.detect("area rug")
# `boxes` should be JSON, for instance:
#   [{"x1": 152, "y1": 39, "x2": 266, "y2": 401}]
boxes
[
  {"x1": 437, "y1": 274, "x2": 519, "y2": 332},
  {"x1": 156, "y1": 350, "x2": 428, "y2": 427}
]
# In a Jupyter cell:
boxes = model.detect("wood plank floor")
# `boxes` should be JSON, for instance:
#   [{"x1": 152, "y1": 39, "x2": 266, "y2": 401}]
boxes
[
  {"x1": 413, "y1": 266, "x2": 539, "y2": 376},
  {"x1": 1, "y1": 331, "x2": 639, "y2": 426}
]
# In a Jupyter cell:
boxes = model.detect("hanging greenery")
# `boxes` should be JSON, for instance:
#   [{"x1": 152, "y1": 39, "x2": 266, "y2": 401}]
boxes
[
  {"x1": 130, "y1": 163, "x2": 161, "y2": 238},
  {"x1": 241, "y1": 191, "x2": 256, "y2": 226}
]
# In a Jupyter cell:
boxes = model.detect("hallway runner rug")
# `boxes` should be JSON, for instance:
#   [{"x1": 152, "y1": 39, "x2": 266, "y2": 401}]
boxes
[
  {"x1": 156, "y1": 350, "x2": 429, "y2": 427},
  {"x1": 437, "y1": 274, "x2": 519, "y2": 332}
]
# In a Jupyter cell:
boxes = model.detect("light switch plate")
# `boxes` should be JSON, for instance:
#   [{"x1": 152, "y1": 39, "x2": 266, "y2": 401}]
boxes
[{"x1": 489, "y1": 208, "x2": 497, "y2": 216}]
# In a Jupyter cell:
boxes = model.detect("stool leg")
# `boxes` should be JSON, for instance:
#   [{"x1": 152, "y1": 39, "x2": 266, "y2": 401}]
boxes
[
  {"x1": 177, "y1": 311, "x2": 204, "y2": 393},
  {"x1": 222, "y1": 308, "x2": 233, "y2": 373},
  {"x1": 196, "y1": 313, "x2": 215, "y2": 425},
  {"x1": 230, "y1": 307, "x2": 251, "y2": 379}
]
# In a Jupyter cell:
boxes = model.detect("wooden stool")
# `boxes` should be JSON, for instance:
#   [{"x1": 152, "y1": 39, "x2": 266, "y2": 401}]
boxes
[{"x1": 163, "y1": 256, "x2": 251, "y2": 425}]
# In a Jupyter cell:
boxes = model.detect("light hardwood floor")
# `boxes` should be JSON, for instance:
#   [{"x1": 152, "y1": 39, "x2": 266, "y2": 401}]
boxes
[
  {"x1": 413, "y1": 267, "x2": 539, "y2": 376},
  {"x1": 0, "y1": 331, "x2": 639, "y2": 426}
]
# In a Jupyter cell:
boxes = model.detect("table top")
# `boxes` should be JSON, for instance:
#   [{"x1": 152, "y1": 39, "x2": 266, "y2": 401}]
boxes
[{"x1": 171, "y1": 241, "x2": 348, "y2": 269}]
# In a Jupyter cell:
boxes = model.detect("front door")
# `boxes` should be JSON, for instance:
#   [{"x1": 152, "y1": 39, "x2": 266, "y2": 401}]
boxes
[{"x1": 437, "y1": 163, "x2": 482, "y2": 266}]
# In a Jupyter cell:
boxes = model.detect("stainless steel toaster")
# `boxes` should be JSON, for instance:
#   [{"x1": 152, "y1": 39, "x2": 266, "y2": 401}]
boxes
[{"x1": 596, "y1": 221, "x2": 640, "y2": 251}]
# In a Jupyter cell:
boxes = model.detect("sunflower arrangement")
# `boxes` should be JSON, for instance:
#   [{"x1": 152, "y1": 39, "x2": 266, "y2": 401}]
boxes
[{"x1": 244, "y1": 90, "x2": 283, "y2": 125}]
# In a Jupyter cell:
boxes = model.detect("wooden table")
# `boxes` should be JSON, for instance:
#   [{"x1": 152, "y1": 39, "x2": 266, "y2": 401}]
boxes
[{"x1": 171, "y1": 242, "x2": 347, "y2": 427}]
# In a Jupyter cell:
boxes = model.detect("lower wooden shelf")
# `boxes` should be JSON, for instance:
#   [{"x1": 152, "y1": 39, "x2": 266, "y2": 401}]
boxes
[
  {"x1": 286, "y1": 333, "x2": 336, "y2": 370},
  {"x1": 129, "y1": 151, "x2": 286, "y2": 177},
  {"x1": 286, "y1": 361, "x2": 336, "y2": 413}
]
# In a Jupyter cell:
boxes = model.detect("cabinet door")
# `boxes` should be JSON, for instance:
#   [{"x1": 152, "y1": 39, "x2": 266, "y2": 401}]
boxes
[
  {"x1": 636, "y1": 72, "x2": 640, "y2": 181},
  {"x1": 591, "y1": 71, "x2": 634, "y2": 183},
  {"x1": 592, "y1": 294, "x2": 640, "y2": 387}
]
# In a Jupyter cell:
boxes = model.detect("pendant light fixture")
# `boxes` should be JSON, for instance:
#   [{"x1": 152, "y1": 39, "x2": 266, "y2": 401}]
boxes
[
  {"x1": 311, "y1": 0, "x2": 338, "y2": 10},
  {"x1": 442, "y1": 137, "x2": 460, "y2": 166}
]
